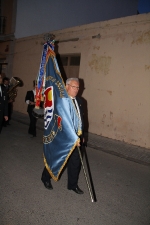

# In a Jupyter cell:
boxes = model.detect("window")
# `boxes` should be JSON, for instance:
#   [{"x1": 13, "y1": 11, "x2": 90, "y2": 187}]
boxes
[
  {"x1": 57, "y1": 54, "x2": 81, "y2": 79},
  {"x1": 70, "y1": 56, "x2": 80, "y2": 66}
]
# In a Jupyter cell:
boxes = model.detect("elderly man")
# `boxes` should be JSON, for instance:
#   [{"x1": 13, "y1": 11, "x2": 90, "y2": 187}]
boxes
[
  {"x1": 0, "y1": 74, "x2": 8, "y2": 133},
  {"x1": 41, "y1": 77, "x2": 85, "y2": 194}
]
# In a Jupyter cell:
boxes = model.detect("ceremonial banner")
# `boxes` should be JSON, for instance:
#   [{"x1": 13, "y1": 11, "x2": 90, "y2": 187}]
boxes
[{"x1": 37, "y1": 42, "x2": 82, "y2": 181}]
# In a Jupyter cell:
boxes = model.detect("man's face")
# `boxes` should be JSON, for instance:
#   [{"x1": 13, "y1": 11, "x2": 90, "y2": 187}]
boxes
[
  {"x1": 0, "y1": 75, "x2": 2, "y2": 84},
  {"x1": 4, "y1": 80, "x2": 9, "y2": 86},
  {"x1": 66, "y1": 80, "x2": 79, "y2": 98}
]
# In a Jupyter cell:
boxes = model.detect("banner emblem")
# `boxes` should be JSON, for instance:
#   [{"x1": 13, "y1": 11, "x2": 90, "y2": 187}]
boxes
[{"x1": 44, "y1": 86, "x2": 54, "y2": 129}]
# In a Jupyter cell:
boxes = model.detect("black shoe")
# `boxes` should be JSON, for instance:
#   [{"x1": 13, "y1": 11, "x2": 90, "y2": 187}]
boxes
[
  {"x1": 68, "y1": 186, "x2": 84, "y2": 194},
  {"x1": 30, "y1": 135, "x2": 36, "y2": 138},
  {"x1": 41, "y1": 178, "x2": 53, "y2": 190}
]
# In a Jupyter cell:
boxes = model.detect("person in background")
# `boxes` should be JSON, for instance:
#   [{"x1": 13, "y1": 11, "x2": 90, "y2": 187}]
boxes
[
  {"x1": 0, "y1": 74, "x2": 8, "y2": 133},
  {"x1": 3, "y1": 77, "x2": 13, "y2": 126},
  {"x1": 25, "y1": 80, "x2": 37, "y2": 137}
]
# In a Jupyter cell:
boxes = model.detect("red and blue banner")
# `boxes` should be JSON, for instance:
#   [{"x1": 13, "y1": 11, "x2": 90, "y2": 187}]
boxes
[{"x1": 37, "y1": 42, "x2": 82, "y2": 181}]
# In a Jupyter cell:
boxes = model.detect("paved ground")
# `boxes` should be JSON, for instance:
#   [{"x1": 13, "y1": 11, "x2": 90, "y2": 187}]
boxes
[
  {"x1": 12, "y1": 111, "x2": 150, "y2": 166},
  {"x1": 0, "y1": 119, "x2": 150, "y2": 225}
]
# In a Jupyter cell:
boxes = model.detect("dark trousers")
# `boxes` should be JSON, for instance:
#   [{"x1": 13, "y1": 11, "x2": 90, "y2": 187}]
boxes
[
  {"x1": 3, "y1": 103, "x2": 12, "y2": 126},
  {"x1": 8, "y1": 102, "x2": 12, "y2": 122},
  {"x1": 67, "y1": 147, "x2": 81, "y2": 189},
  {"x1": 28, "y1": 111, "x2": 37, "y2": 136},
  {"x1": 0, "y1": 115, "x2": 3, "y2": 133},
  {"x1": 41, "y1": 147, "x2": 81, "y2": 189}
]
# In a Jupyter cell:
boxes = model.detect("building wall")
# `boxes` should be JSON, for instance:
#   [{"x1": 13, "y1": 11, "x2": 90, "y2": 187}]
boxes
[
  {"x1": 0, "y1": 0, "x2": 16, "y2": 76},
  {"x1": 1, "y1": 0, "x2": 14, "y2": 34},
  {"x1": 12, "y1": 13, "x2": 150, "y2": 149}
]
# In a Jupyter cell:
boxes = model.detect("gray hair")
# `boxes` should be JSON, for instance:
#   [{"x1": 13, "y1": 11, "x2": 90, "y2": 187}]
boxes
[{"x1": 66, "y1": 78, "x2": 79, "y2": 85}]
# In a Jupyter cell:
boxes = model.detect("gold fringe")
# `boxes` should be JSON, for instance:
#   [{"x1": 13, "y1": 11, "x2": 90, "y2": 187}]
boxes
[
  {"x1": 43, "y1": 138, "x2": 80, "y2": 181},
  {"x1": 77, "y1": 130, "x2": 82, "y2": 136}
]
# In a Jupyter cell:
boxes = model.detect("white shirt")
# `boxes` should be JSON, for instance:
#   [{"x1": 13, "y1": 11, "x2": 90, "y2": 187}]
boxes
[
  {"x1": 26, "y1": 90, "x2": 36, "y2": 104},
  {"x1": 72, "y1": 97, "x2": 81, "y2": 119},
  {"x1": 0, "y1": 85, "x2": 2, "y2": 96}
]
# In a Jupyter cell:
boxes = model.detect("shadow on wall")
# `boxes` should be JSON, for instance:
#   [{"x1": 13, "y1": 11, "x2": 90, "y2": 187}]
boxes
[
  {"x1": 56, "y1": 53, "x2": 67, "y2": 83},
  {"x1": 78, "y1": 78, "x2": 89, "y2": 133},
  {"x1": 55, "y1": 41, "x2": 67, "y2": 83}
]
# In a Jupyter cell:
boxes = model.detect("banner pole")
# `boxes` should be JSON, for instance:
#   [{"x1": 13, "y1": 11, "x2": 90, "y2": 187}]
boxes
[{"x1": 77, "y1": 146, "x2": 94, "y2": 202}]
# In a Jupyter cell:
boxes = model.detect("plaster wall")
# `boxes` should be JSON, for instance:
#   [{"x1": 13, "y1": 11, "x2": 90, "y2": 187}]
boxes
[
  {"x1": 12, "y1": 13, "x2": 150, "y2": 148},
  {"x1": 1, "y1": 0, "x2": 14, "y2": 34}
]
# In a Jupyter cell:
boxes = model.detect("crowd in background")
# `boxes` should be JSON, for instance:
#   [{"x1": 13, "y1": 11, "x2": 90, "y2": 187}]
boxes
[{"x1": 0, "y1": 74, "x2": 38, "y2": 137}]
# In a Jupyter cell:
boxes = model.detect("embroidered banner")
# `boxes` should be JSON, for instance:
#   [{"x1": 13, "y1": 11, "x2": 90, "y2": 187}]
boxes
[{"x1": 37, "y1": 42, "x2": 82, "y2": 181}]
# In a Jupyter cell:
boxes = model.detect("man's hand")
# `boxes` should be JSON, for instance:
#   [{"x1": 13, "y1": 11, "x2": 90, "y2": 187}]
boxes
[
  {"x1": 77, "y1": 140, "x2": 80, "y2": 147},
  {"x1": 4, "y1": 116, "x2": 8, "y2": 121},
  {"x1": 81, "y1": 138, "x2": 87, "y2": 147},
  {"x1": 29, "y1": 101, "x2": 35, "y2": 105}
]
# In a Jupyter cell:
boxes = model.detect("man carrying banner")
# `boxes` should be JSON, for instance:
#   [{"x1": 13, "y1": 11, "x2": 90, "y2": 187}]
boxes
[
  {"x1": 41, "y1": 77, "x2": 85, "y2": 194},
  {"x1": 34, "y1": 40, "x2": 85, "y2": 195}
]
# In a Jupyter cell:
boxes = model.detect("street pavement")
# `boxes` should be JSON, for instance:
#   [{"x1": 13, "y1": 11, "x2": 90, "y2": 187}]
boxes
[
  {"x1": 12, "y1": 111, "x2": 150, "y2": 167},
  {"x1": 0, "y1": 114, "x2": 150, "y2": 225}
]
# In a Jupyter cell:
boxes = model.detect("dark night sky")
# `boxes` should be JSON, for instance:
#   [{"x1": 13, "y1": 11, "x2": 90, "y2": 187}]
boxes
[
  {"x1": 15, "y1": 0, "x2": 150, "y2": 38},
  {"x1": 138, "y1": 0, "x2": 150, "y2": 13}
]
